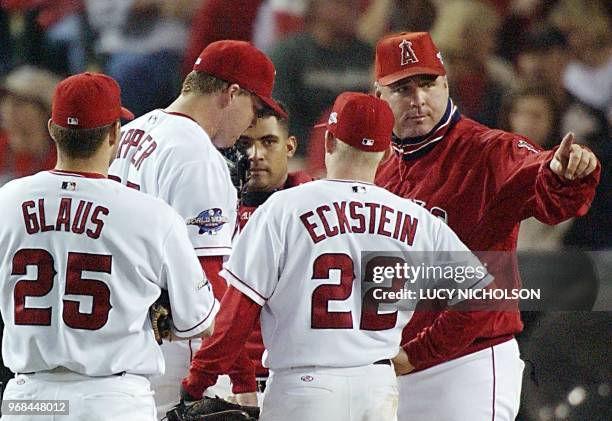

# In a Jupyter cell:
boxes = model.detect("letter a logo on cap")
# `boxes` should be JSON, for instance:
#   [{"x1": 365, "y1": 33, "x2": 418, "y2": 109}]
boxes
[{"x1": 399, "y1": 40, "x2": 419, "y2": 66}]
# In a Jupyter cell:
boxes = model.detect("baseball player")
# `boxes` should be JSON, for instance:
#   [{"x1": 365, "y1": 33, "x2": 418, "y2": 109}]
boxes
[
  {"x1": 373, "y1": 32, "x2": 600, "y2": 420},
  {"x1": 181, "y1": 92, "x2": 494, "y2": 421},
  {"x1": 108, "y1": 40, "x2": 287, "y2": 416},
  {"x1": 0, "y1": 73, "x2": 217, "y2": 421},
  {"x1": 185, "y1": 104, "x2": 313, "y2": 407}
]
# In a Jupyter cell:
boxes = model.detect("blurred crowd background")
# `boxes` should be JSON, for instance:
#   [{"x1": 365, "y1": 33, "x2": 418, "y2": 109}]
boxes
[{"x1": 0, "y1": 1, "x2": 610, "y2": 420}]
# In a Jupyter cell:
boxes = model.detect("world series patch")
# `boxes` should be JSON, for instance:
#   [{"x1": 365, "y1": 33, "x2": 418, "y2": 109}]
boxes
[{"x1": 186, "y1": 208, "x2": 229, "y2": 235}]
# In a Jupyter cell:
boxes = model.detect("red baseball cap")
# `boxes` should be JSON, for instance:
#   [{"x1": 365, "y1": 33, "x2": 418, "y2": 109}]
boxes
[
  {"x1": 193, "y1": 40, "x2": 287, "y2": 118},
  {"x1": 324, "y1": 92, "x2": 394, "y2": 152},
  {"x1": 51, "y1": 72, "x2": 134, "y2": 129},
  {"x1": 375, "y1": 32, "x2": 446, "y2": 86}
]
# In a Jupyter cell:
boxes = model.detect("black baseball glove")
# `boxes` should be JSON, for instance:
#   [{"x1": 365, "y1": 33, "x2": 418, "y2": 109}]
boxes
[
  {"x1": 165, "y1": 396, "x2": 259, "y2": 421},
  {"x1": 218, "y1": 144, "x2": 250, "y2": 198}
]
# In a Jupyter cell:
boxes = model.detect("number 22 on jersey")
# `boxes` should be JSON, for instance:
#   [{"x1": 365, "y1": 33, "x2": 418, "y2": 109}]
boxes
[{"x1": 311, "y1": 253, "x2": 405, "y2": 331}]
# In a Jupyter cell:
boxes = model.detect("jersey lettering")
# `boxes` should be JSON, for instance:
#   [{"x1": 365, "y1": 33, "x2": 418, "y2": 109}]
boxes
[
  {"x1": 299, "y1": 201, "x2": 419, "y2": 246},
  {"x1": 116, "y1": 129, "x2": 157, "y2": 170},
  {"x1": 21, "y1": 199, "x2": 109, "y2": 239}
]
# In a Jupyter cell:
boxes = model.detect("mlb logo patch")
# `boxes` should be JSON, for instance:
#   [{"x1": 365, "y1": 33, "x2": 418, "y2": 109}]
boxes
[
  {"x1": 362, "y1": 138, "x2": 374, "y2": 147},
  {"x1": 352, "y1": 185, "x2": 367, "y2": 194},
  {"x1": 67, "y1": 117, "x2": 79, "y2": 125},
  {"x1": 328, "y1": 112, "x2": 338, "y2": 125},
  {"x1": 61, "y1": 181, "x2": 77, "y2": 191}
]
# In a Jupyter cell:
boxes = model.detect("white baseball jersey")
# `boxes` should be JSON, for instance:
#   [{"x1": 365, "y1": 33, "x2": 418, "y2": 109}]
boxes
[
  {"x1": 0, "y1": 170, "x2": 218, "y2": 376},
  {"x1": 221, "y1": 179, "x2": 492, "y2": 370},
  {"x1": 109, "y1": 109, "x2": 237, "y2": 257}
]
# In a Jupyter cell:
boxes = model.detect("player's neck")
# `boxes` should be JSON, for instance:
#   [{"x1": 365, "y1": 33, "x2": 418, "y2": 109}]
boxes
[
  {"x1": 166, "y1": 95, "x2": 220, "y2": 139},
  {"x1": 325, "y1": 167, "x2": 376, "y2": 184},
  {"x1": 54, "y1": 154, "x2": 108, "y2": 177}
]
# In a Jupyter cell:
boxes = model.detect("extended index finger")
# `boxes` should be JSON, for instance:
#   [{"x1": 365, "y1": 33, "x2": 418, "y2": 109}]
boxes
[{"x1": 555, "y1": 132, "x2": 575, "y2": 158}]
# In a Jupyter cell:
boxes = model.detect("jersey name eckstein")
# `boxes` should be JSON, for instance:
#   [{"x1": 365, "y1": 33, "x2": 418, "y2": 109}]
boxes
[{"x1": 299, "y1": 200, "x2": 419, "y2": 245}]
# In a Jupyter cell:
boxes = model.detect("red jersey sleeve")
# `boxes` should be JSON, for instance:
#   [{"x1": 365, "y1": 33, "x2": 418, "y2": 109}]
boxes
[
  {"x1": 404, "y1": 310, "x2": 492, "y2": 370},
  {"x1": 199, "y1": 256, "x2": 226, "y2": 300},
  {"x1": 198, "y1": 257, "x2": 257, "y2": 394},
  {"x1": 183, "y1": 286, "x2": 261, "y2": 398},
  {"x1": 476, "y1": 134, "x2": 600, "y2": 240}
]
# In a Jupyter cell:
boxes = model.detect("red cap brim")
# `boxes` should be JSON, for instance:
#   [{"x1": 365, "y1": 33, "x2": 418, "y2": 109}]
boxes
[
  {"x1": 377, "y1": 67, "x2": 445, "y2": 86},
  {"x1": 259, "y1": 95, "x2": 288, "y2": 119},
  {"x1": 120, "y1": 106, "x2": 135, "y2": 121}
]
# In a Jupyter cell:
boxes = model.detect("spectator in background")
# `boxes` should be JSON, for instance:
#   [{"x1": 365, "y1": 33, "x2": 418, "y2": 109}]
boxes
[
  {"x1": 270, "y1": 0, "x2": 373, "y2": 156},
  {"x1": 357, "y1": 0, "x2": 437, "y2": 46},
  {"x1": 0, "y1": 0, "x2": 87, "y2": 75},
  {"x1": 266, "y1": 0, "x2": 309, "y2": 42},
  {"x1": 84, "y1": 0, "x2": 197, "y2": 117},
  {"x1": 0, "y1": 65, "x2": 60, "y2": 186},
  {"x1": 431, "y1": 0, "x2": 515, "y2": 128},
  {"x1": 499, "y1": 86, "x2": 560, "y2": 150},
  {"x1": 181, "y1": 0, "x2": 264, "y2": 76},
  {"x1": 549, "y1": 0, "x2": 611, "y2": 124},
  {"x1": 514, "y1": 24, "x2": 567, "y2": 89},
  {"x1": 517, "y1": 24, "x2": 608, "y2": 145},
  {"x1": 496, "y1": 0, "x2": 559, "y2": 64}
]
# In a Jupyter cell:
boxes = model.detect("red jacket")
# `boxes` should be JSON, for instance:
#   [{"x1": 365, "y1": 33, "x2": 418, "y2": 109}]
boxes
[{"x1": 375, "y1": 116, "x2": 600, "y2": 371}]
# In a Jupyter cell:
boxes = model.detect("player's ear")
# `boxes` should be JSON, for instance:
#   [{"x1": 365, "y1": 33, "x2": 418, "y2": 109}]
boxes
[
  {"x1": 47, "y1": 119, "x2": 54, "y2": 139},
  {"x1": 228, "y1": 84, "x2": 241, "y2": 104},
  {"x1": 324, "y1": 130, "x2": 336, "y2": 154},
  {"x1": 219, "y1": 84, "x2": 240, "y2": 108},
  {"x1": 107, "y1": 120, "x2": 120, "y2": 147},
  {"x1": 286, "y1": 135, "x2": 297, "y2": 158},
  {"x1": 374, "y1": 82, "x2": 382, "y2": 99}
]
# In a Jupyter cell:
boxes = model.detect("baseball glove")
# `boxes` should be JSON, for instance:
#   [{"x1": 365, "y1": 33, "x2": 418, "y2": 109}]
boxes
[
  {"x1": 150, "y1": 290, "x2": 172, "y2": 344},
  {"x1": 219, "y1": 145, "x2": 250, "y2": 198},
  {"x1": 165, "y1": 397, "x2": 259, "y2": 421}
]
